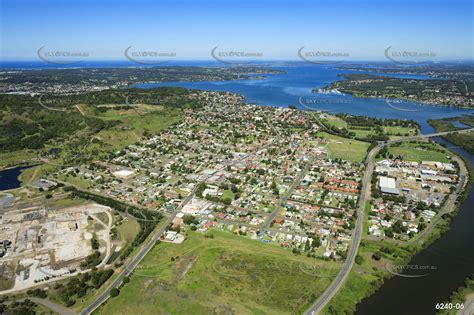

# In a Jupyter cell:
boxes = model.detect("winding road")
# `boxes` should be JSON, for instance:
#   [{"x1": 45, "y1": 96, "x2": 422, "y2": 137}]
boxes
[
  {"x1": 76, "y1": 128, "x2": 473, "y2": 315},
  {"x1": 305, "y1": 128, "x2": 473, "y2": 314},
  {"x1": 304, "y1": 144, "x2": 380, "y2": 315},
  {"x1": 80, "y1": 141, "x2": 275, "y2": 314}
]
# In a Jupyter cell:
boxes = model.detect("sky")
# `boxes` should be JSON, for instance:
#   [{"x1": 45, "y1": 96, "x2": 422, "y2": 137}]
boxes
[{"x1": 0, "y1": 0, "x2": 473, "y2": 61}]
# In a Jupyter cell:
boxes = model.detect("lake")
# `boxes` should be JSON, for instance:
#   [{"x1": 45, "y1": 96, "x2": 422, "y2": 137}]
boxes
[
  {"x1": 134, "y1": 64, "x2": 474, "y2": 314},
  {"x1": 134, "y1": 64, "x2": 474, "y2": 134},
  {"x1": 0, "y1": 166, "x2": 34, "y2": 191},
  {"x1": 356, "y1": 137, "x2": 474, "y2": 315}
]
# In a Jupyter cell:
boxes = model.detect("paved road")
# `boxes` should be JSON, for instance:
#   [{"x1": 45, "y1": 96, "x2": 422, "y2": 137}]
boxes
[
  {"x1": 304, "y1": 145, "x2": 381, "y2": 315},
  {"x1": 365, "y1": 155, "x2": 468, "y2": 247},
  {"x1": 305, "y1": 129, "x2": 473, "y2": 314},
  {"x1": 262, "y1": 155, "x2": 316, "y2": 230},
  {"x1": 11, "y1": 297, "x2": 76, "y2": 315},
  {"x1": 80, "y1": 142, "x2": 273, "y2": 315},
  {"x1": 81, "y1": 128, "x2": 473, "y2": 315},
  {"x1": 385, "y1": 128, "x2": 474, "y2": 144}
]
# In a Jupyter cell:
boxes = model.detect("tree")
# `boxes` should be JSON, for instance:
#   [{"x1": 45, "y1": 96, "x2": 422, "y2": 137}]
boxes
[
  {"x1": 110, "y1": 288, "x2": 120, "y2": 297},
  {"x1": 311, "y1": 236, "x2": 321, "y2": 248},
  {"x1": 183, "y1": 215, "x2": 198, "y2": 225},
  {"x1": 91, "y1": 236, "x2": 100, "y2": 250},
  {"x1": 385, "y1": 228, "x2": 394, "y2": 238},
  {"x1": 372, "y1": 253, "x2": 381, "y2": 261},
  {"x1": 65, "y1": 300, "x2": 76, "y2": 307}
]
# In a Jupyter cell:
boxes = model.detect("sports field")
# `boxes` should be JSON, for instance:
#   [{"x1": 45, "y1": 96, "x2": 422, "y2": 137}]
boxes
[
  {"x1": 387, "y1": 142, "x2": 451, "y2": 163},
  {"x1": 317, "y1": 132, "x2": 370, "y2": 162}
]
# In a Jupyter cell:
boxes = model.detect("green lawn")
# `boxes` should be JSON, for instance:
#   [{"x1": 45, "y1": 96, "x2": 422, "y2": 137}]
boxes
[
  {"x1": 98, "y1": 231, "x2": 341, "y2": 315},
  {"x1": 383, "y1": 126, "x2": 416, "y2": 136},
  {"x1": 345, "y1": 126, "x2": 416, "y2": 140},
  {"x1": 387, "y1": 142, "x2": 451, "y2": 163},
  {"x1": 348, "y1": 128, "x2": 373, "y2": 138},
  {"x1": 323, "y1": 115, "x2": 348, "y2": 129},
  {"x1": 362, "y1": 201, "x2": 371, "y2": 236},
  {"x1": 222, "y1": 190, "x2": 235, "y2": 200},
  {"x1": 19, "y1": 163, "x2": 57, "y2": 186},
  {"x1": 117, "y1": 217, "x2": 140, "y2": 242},
  {"x1": 58, "y1": 174, "x2": 92, "y2": 189},
  {"x1": 317, "y1": 132, "x2": 370, "y2": 162}
]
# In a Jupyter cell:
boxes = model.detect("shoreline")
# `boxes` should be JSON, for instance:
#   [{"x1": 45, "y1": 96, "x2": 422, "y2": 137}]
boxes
[{"x1": 344, "y1": 138, "x2": 472, "y2": 314}]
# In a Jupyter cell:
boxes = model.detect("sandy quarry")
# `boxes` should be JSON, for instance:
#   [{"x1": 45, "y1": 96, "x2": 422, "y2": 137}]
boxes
[{"x1": 0, "y1": 203, "x2": 112, "y2": 293}]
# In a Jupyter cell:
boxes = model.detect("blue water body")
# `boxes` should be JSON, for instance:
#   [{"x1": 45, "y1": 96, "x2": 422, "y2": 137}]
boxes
[
  {"x1": 5, "y1": 60, "x2": 470, "y2": 133},
  {"x1": 133, "y1": 65, "x2": 473, "y2": 134},
  {"x1": 356, "y1": 137, "x2": 474, "y2": 315},
  {"x1": 0, "y1": 60, "x2": 233, "y2": 69},
  {"x1": 0, "y1": 166, "x2": 34, "y2": 191},
  {"x1": 451, "y1": 120, "x2": 471, "y2": 128}
]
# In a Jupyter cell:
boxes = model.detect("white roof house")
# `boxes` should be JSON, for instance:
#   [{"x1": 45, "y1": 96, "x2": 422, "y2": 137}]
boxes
[
  {"x1": 379, "y1": 176, "x2": 400, "y2": 195},
  {"x1": 113, "y1": 169, "x2": 135, "y2": 178}
]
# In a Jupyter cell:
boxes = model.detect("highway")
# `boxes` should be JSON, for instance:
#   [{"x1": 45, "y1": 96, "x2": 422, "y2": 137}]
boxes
[
  {"x1": 81, "y1": 128, "x2": 473, "y2": 315},
  {"x1": 304, "y1": 127, "x2": 474, "y2": 314},
  {"x1": 304, "y1": 145, "x2": 381, "y2": 315},
  {"x1": 80, "y1": 142, "x2": 274, "y2": 314},
  {"x1": 385, "y1": 128, "x2": 474, "y2": 144}
]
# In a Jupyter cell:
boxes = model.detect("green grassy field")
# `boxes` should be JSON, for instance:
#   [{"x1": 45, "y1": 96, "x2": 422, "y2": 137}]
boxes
[
  {"x1": 317, "y1": 132, "x2": 370, "y2": 162},
  {"x1": 222, "y1": 189, "x2": 235, "y2": 200},
  {"x1": 117, "y1": 217, "x2": 140, "y2": 242},
  {"x1": 95, "y1": 107, "x2": 181, "y2": 149},
  {"x1": 383, "y1": 126, "x2": 416, "y2": 136},
  {"x1": 58, "y1": 174, "x2": 92, "y2": 189},
  {"x1": 387, "y1": 142, "x2": 451, "y2": 163},
  {"x1": 323, "y1": 115, "x2": 348, "y2": 129},
  {"x1": 322, "y1": 115, "x2": 417, "y2": 141},
  {"x1": 324, "y1": 240, "x2": 412, "y2": 314},
  {"x1": 98, "y1": 231, "x2": 341, "y2": 315},
  {"x1": 0, "y1": 150, "x2": 38, "y2": 169}
]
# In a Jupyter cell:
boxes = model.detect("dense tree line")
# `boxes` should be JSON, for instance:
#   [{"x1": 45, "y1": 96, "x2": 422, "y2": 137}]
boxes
[
  {"x1": 336, "y1": 113, "x2": 418, "y2": 129},
  {"x1": 0, "y1": 87, "x2": 200, "y2": 152},
  {"x1": 52, "y1": 269, "x2": 114, "y2": 307},
  {"x1": 0, "y1": 299, "x2": 37, "y2": 315}
]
